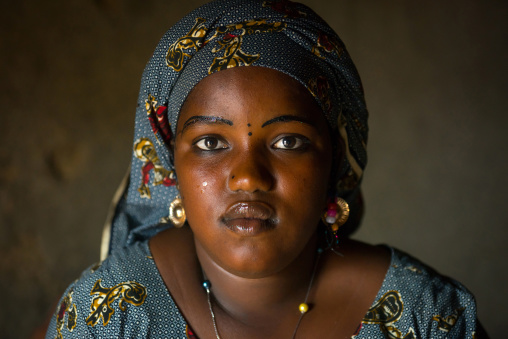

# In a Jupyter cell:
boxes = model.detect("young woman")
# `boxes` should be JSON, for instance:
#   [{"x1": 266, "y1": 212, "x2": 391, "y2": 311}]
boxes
[{"x1": 46, "y1": 0, "x2": 485, "y2": 338}]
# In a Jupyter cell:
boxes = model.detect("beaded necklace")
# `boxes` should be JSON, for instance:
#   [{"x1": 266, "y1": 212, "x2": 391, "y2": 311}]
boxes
[{"x1": 202, "y1": 248, "x2": 323, "y2": 339}]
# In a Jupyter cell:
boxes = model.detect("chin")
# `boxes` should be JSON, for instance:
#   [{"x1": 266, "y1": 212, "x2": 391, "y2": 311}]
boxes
[{"x1": 215, "y1": 238, "x2": 308, "y2": 279}]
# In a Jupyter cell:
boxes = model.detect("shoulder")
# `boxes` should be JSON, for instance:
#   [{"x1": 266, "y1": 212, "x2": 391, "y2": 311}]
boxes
[
  {"x1": 45, "y1": 241, "x2": 188, "y2": 338},
  {"x1": 387, "y1": 247, "x2": 476, "y2": 312},
  {"x1": 355, "y1": 246, "x2": 481, "y2": 338}
]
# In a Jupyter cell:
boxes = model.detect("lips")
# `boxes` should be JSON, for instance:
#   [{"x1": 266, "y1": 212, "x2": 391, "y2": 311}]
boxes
[{"x1": 221, "y1": 202, "x2": 277, "y2": 236}]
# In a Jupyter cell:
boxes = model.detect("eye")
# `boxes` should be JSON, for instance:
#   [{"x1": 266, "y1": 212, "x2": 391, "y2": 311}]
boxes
[
  {"x1": 272, "y1": 136, "x2": 309, "y2": 150},
  {"x1": 194, "y1": 136, "x2": 227, "y2": 150}
]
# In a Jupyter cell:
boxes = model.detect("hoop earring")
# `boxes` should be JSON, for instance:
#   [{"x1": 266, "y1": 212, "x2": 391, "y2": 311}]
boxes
[
  {"x1": 322, "y1": 197, "x2": 349, "y2": 248},
  {"x1": 168, "y1": 196, "x2": 186, "y2": 227}
]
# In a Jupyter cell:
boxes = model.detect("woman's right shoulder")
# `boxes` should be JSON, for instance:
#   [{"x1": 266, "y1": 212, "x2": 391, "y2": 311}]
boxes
[
  {"x1": 44, "y1": 241, "x2": 188, "y2": 339},
  {"x1": 65, "y1": 240, "x2": 156, "y2": 295}
]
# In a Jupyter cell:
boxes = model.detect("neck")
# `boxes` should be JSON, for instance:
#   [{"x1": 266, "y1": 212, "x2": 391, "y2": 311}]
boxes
[{"x1": 195, "y1": 234, "x2": 320, "y2": 327}]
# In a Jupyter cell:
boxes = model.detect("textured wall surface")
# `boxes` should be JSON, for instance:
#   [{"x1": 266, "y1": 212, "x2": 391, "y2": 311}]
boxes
[{"x1": 1, "y1": 0, "x2": 506, "y2": 338}]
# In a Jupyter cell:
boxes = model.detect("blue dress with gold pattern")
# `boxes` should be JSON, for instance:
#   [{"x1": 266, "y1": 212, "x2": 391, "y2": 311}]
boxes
[{"x1": 45, "y1": 241, "x2": 481, "y2": 338}]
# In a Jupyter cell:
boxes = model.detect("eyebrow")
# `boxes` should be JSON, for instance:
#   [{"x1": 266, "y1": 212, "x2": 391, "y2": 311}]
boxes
[
  {"x1": 261, "y1": 115, "x2": 315, "y2": 128},
  {"x1": 181, "y1": 115, "x2": 234, "y2": 133}
]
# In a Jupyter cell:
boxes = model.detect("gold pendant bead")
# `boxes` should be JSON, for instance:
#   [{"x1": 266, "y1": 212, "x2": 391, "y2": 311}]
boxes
[{"x1": 299, "y1": 303, "x2": 309, "y2": 314}]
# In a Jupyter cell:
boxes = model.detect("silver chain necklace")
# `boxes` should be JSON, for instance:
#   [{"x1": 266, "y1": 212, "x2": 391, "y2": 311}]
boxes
[{"x1": 202, "y1": 248, "x2": 323, "y2": 339}]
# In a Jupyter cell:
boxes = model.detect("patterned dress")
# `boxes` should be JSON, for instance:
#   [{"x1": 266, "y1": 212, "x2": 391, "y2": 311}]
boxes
[{"x1": 46, "y1": 240, "x2": 481, "y2": 338}]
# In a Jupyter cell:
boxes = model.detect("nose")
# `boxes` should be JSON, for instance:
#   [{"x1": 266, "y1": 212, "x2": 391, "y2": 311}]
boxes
[{"x1": 227, "y1": 149, "x2": 274, "y2": 193}]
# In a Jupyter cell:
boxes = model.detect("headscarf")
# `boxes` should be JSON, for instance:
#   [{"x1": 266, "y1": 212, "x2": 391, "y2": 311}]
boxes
[{"x1": 102, "y1": 0, "x2": 368, "y2": 258}]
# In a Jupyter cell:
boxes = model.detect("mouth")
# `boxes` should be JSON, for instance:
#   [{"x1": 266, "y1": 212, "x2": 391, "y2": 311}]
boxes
[{"x1": 220, "y1": 202, "x2": 277, "y2": 236}]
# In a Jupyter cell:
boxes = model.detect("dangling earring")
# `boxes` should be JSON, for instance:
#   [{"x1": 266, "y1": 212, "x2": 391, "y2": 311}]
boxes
[
  {"x1": 168, "y1": 195, "x2": 186, "y2": 227},
  {"x1": 322, "y1": 197, "x2": 349, "y2": 249}
]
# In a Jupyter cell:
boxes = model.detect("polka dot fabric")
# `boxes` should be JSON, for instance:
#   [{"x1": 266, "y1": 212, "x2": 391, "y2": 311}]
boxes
[
  {"x1": 107, "y1": 0, "x2": 369, "y2": 254},
  {"x1": 45, "y1": 244, "x2": 480, "y2": 338},
  {"x1": 353, "y1": 247, "x2": 480, "y2": 338},
  {"x1": 46, "y1": 241, "x2": 187, "y2": 338}
]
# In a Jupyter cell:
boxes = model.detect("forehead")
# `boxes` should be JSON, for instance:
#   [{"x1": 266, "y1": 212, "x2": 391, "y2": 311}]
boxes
[{"x1": 177, "y1": 66, "x2": 326, "y2": 127}]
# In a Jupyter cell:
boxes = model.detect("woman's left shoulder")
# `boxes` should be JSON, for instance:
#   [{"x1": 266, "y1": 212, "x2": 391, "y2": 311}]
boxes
[
  {"x1": 357, "y1": 245, "x2": 486, "y2": 338},
  {"x1": 386, "y1": 246, "x2": 476, "y2": 306}
]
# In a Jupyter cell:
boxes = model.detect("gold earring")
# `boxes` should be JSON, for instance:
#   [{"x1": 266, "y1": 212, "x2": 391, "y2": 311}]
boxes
[
  {"x1": 169, "y1": 196, "x2": 186, "y2": 227},
  {"x1": 323, "y1": 197, "x2": 350, "y2": 229},
  {"x1": 322, "y1": 197, "x2": 349, "y2": 248}
]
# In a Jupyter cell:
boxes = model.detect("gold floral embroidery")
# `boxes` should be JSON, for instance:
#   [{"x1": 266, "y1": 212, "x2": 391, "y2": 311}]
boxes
[
  {"x1": 381, "y1": 326, "x2": 416, "y2": 339},
  {"x1": 86, "y1": 279, "x2": 147, "y2": 327},
  {"x1": 362, "y1": 291, "x2": 416, "y2": 339},
  {"x1": 405, "y1": 265, "x2": 422, "y2": 274},
  {"x1": 209, "y1": 33, "x2": 259, "y2": 73},
  {"x1": 134, "y1": 138, "x2": 176, "y2": 198},
  {"x1": 54, "y1": 287, "x2": 77, "y2": 339},
  {"x1": 311, "y1": 32, "x2": 343, "y2": 59},
  {"x1": 363, "y1": 291, "x2": 404, "y2": 324},
  {"x1": 432, "y1": 307, "x2": 465, "y2": 332},
  {"x1": 166, "y1": 17, "x2": 208, "y2": 71},
  {"x1": 208, "y1": 19, "x2": 286, "y2": 74},
  {"x1": 165, "y1": 17, "x2": 286, "y2": 75}
]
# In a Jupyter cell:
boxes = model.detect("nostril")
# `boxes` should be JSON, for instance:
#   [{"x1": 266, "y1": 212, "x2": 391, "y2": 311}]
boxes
[
  {"x1": 227, "y1": 152, "x2": 275, "y2": 193},
  {"x1": 227, "y1": 169, "x2": 274, "y2": 193}
]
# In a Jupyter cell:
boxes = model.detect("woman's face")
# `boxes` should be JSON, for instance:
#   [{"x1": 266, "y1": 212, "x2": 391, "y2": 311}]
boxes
[{"x1": 174, "y1": 66, "x2": 333, "y2": 278}]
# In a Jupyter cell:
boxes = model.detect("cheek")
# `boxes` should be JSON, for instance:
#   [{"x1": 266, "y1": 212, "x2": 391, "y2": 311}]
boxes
[
  {"x1": 175, "y1": 156, "x2": 225, "y2": 222},
  {"x1": 277, "y1": 156, "x2": 332, "y2": 222},
  {"x1": 280, "y1": 151, "x2": 331, "y2": 194}
]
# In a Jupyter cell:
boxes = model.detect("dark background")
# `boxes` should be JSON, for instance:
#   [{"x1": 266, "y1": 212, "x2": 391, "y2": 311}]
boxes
[{"x1": 1, "y1": 0, "x2": 506, "y2": 338}]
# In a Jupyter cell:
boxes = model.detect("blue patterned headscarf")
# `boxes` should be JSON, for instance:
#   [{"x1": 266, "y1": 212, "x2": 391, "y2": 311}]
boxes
[{"x1": 104, "y1": 0, "x2": 368, "y2": 257}]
